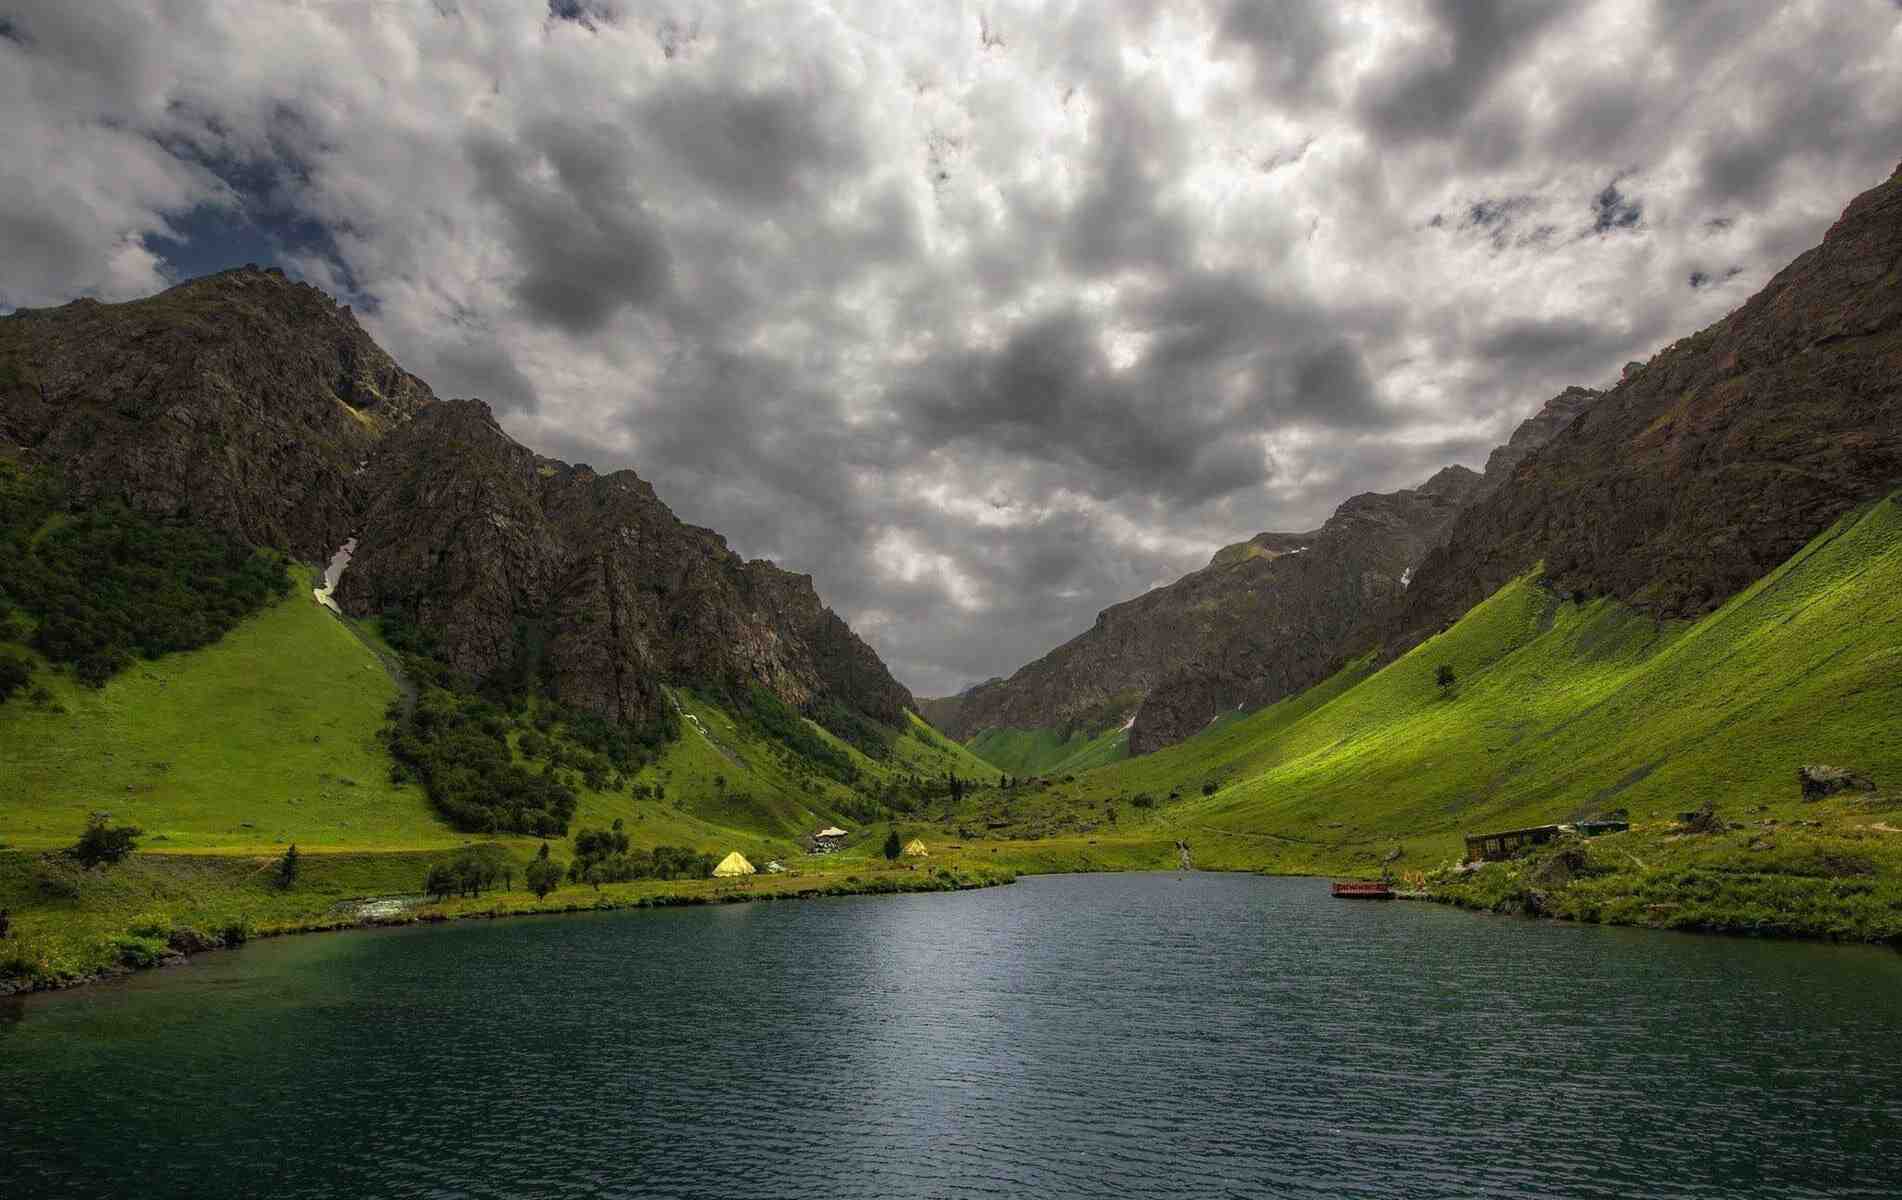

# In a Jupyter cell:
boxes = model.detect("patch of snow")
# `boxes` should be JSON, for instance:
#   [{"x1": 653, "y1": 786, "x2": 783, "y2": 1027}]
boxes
[
  {"x1": 1119, "y1": 713, "x2": 1137, "y2": 732},
  {"x1": 1400, "y1": 566, "x2": 1413, "y2": 588},
  {"x1": 312, "y1": 537, "x2": 357, "y2": 614}
]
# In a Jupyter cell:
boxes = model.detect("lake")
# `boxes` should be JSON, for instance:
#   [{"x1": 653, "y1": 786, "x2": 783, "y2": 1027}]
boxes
[{"x1": 4, "y1": 872, "x2": 1899, "y2": 1198}]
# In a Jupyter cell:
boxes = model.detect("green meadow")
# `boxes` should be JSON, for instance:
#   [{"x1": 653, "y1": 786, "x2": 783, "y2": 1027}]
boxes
[{"x1": 7, "y1": 494, "x2": 1902, "y2": 990}]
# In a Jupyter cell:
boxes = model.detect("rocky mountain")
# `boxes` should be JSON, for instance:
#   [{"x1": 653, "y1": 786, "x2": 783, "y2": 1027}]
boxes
[
  {"x1": 0, "y1": 265, "x2": 433, "y2": 561},
  {"x1": 0, "y1": 265, "x2": 915, "y2": 732},
  {"x1": 337, "y1": 399, "x2": 914, "y2": 728},
  {"x1": 927, "y1": 385, "x2": 1599, "y2": 754},
  {"x1": 1391, "y1": 160, "x2": 1902, "y2": 653}
]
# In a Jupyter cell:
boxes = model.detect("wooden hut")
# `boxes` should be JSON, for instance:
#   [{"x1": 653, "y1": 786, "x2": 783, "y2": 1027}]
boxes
[{"x1": 1462, "y1": 824, "x2": 1562, "y2": 863}]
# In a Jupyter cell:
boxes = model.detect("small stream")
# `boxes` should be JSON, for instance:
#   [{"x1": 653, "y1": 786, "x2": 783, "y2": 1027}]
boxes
[{"x1": 312, "y1": 537, "x2": 357, "y2": 614}]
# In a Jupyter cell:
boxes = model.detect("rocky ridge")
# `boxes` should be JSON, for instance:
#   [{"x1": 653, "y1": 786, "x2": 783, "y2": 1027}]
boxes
[
  {"x1": 0, "y1": 265, "x2": 432, "y2": 560},
  {"x1": 336, "y1": 399, "x2": 915, "y2": 728},
  {"x1": 1390, "y1": 161, "x2": 1902, "y2": 653},
  {"x1": 0, "y1": 267, "x2": 915, "y2": 732}
]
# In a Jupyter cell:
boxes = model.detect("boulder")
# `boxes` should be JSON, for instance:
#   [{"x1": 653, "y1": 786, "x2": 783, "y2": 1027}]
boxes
[{"x1": 1798, "y1": 765, "x2": 1876, "y2": 800}]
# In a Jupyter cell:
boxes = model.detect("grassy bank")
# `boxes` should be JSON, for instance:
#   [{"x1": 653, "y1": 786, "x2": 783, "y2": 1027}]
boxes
[{"x1": 0, "y1": 846, "x2": 1015, "y2": 993}]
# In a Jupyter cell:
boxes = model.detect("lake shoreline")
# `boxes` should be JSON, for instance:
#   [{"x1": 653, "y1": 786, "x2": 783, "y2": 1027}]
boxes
[{"x1": 0, "y1": 859, "x2": 1020, "y2": 998}]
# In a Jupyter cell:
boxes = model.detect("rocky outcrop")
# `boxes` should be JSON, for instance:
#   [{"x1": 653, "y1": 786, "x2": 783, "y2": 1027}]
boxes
[
  {"x1": 0, "y1": 265, "x2": 432, "y2": 560},
  {"x1": 1392, "y1": 162, "x2": 1902, "y2": 651},
  {"x1": 1798, "y1": 765, "x2": 1876, "y2": 800},
  {"x1": 337, "y1": 400, "x2": 915, "y2": 728},
  {"x1": 1474, "y1": 387, "x2": 1600, "y2": 499}
]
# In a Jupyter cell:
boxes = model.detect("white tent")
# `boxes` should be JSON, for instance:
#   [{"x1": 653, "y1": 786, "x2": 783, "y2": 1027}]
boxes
[
  {"x1": 712, "y1": 851, "x2": 756, "y2": 877},
  {"x1": 815, "y1": 826, "x2": 849, "y2": 839}
]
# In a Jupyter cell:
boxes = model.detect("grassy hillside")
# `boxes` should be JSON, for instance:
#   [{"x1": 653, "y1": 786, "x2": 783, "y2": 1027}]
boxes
[
  {"x1": 965, "y1": 722, "x2": 1131, "y2": 776},
  {"x1": 905, "y1": 493, "x2": 1902, "y2": 930}
]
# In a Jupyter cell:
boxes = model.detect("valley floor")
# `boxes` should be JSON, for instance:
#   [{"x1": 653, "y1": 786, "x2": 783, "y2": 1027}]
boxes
[{"x1": 7, "y1": 496, "x2": 1902, "y2": 993}]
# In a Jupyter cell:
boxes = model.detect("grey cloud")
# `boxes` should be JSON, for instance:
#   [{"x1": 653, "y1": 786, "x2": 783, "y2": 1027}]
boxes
[
  {"x1": 639, "y1": 78, "x2": 865, "y2": 213},
  {"x1": 1356, "y1": 0, "x2": 1567, "y2": 144},
  {"x1": 466, "y1": 123, "x2": 672, "y2": 335},
  {"x1": 1214, "y1": 0, "x2": 1339, "y2": 103}
]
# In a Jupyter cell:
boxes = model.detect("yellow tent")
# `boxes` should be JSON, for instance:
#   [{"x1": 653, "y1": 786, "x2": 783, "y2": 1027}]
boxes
[
  {"x1": 712, "y1": 851, "x2": 756, "y2": 877},
  {"x1": 902, "y1": 838, "x2": 929, "y2": 857}
]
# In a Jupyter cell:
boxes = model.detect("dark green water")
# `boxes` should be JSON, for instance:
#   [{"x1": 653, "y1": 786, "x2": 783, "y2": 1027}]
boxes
[{"x1": 4, "y1": 873, "x2": 1899, "y2": 1198}]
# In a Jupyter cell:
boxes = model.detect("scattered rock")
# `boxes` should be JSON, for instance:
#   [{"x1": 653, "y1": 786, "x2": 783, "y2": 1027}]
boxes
[
  {"x1": 1678, "y1": 801, "x2": 1727, "y2": 835},
  {"x1": 1798, "y1": 764, "x2": 1876, "y2": 800}
]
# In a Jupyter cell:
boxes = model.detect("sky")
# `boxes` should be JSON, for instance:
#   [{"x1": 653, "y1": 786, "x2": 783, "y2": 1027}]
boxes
[{"x1": 4, "y1": 1, "x2": 1900, "y2": 697}]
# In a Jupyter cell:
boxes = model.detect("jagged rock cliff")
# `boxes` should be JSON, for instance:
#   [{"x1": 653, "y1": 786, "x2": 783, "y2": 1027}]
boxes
[
  {"x1": 0, "y1": 267, "x2": 915, "y2": 730},
  {"x1": 0, "y1": 265, "x2": 432, "y2": 560},
  {"x1": 1392, "y1": 161, "x2": 1902, "y2": 652},
  {"x1": 930, "y1": 384, "x2": 1599, "y2": 754},
  {"x1": 336, "y1": 400, "x2": 916, "y2": 727}
]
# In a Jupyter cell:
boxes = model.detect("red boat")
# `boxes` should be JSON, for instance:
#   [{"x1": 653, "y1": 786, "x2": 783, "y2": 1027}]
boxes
[{"x1": 1330, "y1": 880, "x2": 1394, "y2": 899}]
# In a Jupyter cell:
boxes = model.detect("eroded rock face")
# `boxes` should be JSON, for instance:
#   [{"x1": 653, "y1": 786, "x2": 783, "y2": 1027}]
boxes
[
  {"x1": 1392, "y1": 162, "x2": 1902, "y2": 652},
  {"x1": 0, "y1": 265, "x2": 433, "y2": 560},
  {"x1": 337, "y1": 400, "x2": 915, "y2": 728}
]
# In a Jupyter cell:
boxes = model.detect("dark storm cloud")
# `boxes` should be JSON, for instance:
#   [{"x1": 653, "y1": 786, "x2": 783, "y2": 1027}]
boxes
[
  {"x1": 1356, "y1": 0, "x2": 1567, "y2": 143},
  {"x1": 466, "y1": 124, "x2": 673, "y2": 335},
  {"x1": 8, "y1": 0, "x2": 1902, "y2": 695},
  {"x1": 639, "y1": 79, "x2": 865, "y2": 212},
  {"x1": 1214, "y1": 0, "x2": 1339, "y2": 103}
]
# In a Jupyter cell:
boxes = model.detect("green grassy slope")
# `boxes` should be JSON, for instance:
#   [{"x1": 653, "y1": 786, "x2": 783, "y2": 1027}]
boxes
[
  {"x1": 0, "y1": 567, "x2": 440, "y2": 852},
  {"x1": 1043, "y1": 492, "x2": 1902, "y2": 876},
  {"x1": 965, "y1": 722, "x2": 1131, "y2": 776}
]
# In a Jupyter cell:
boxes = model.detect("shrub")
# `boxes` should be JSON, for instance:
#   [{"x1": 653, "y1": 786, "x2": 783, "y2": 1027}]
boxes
[
  {"x1": 69, "y1": 813, "x2": 141, "y2": 868},
  {"x1": 220, "y1": 918, "x2": 253, "y2": 946},
  {"x1": 0, "y1": 651, "x2": 31, "y2": 704},
  {"x1": 274, "y1": 843, "x2": 300, "y2": 890},
  {"x1": 110, "y1": 934, "x2": 171, "y2": 968},
  {"x1": 883, "y1": 830, "x2": 903, "y2": 861}
]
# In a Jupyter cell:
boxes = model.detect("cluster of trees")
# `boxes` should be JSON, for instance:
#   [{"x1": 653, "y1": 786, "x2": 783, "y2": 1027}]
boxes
[
  {"x1": 424, "y1": 850, "x2": 506, "y2": 900},
  {"x1": 567, "y1": 820, "x2": 717, "y2": 886},
  {"x1": 0, "y1": 467, "x2": 290, "y2": 688},
  {"x1": 387, "y1": 688, "x2": 579, "y2": 834},
  {"x1": 813, "y1": 698, "x2": 894, "y2": 762},
  {"x1": 741, "y1": 686, "x2": 859, "y2": 783}
]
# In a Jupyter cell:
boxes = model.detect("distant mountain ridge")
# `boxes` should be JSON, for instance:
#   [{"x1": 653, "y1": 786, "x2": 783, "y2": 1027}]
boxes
[
  {"x1": 927, "y1": 385, "x2": 1598, "y2": 753},
  {"x1": 0, "y1": 265, "x2": 915, "y2": 732}
]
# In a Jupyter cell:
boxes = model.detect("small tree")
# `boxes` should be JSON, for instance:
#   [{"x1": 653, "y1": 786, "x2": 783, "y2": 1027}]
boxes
[
  {"x1": 525, "y1": 856, "x2": 563, "y2": 899},
  {"x1": 1435, "y1": 664, "x2": 1457, "y2": 693},
  {"x1": 274, "y1": 843, "x2": 300, "y2": 890},
  {"x1": 423, "y1": 863, "x2": 458, "y2": 902},
  {"x1": 70, "y1": 813, "x2": 141, "y2": 868},
  {"x1": 883, "y1": 829, "x2": 902, "y2": 861},
  {"x1": 0, "y1": 908, "x2": 11, "y2": 939}
]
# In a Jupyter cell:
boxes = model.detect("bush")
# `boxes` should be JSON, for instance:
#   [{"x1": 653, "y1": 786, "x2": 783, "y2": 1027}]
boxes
[
  {"x1": 69, "y1": 813, "x2": 141, "y2": 868},
  {"x1": 220, "y1": 918, "x2": 253, "y2": 946},
  {"x1": 110, "y1": 934, "x2": 172, "y2": 968},
  {"x1": 0, "y1": 651, "x2": 31, "y2": 704},
  {"x1": 274, "y1": 843, "x2": 300, "y2": 890},
  {"x1": 883, "y1": 830, "x2": 903, "y2": 861}
]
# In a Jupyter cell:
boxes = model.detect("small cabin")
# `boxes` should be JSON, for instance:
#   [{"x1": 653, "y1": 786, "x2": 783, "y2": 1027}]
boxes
[{"x1": 1463, "y1": 824, "x2": 1563, "y2": 863}]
